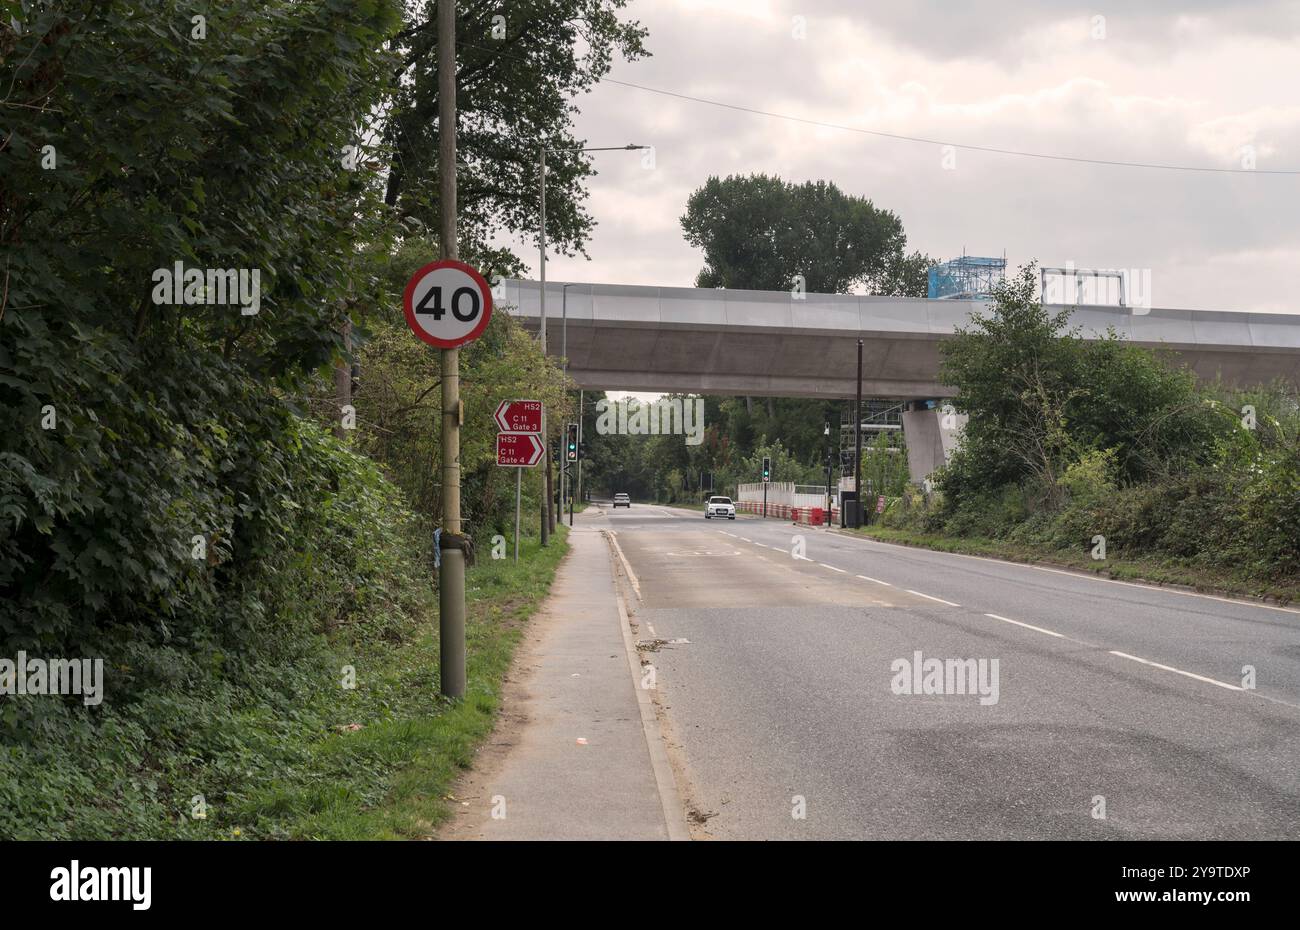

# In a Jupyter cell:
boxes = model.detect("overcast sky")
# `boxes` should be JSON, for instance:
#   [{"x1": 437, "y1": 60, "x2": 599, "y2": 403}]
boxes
[{"x1": 507, "y1": 0, "x2": 1299, "y2": 315}]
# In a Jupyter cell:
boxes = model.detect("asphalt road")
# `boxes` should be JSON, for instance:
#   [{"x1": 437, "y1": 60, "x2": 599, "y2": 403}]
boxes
[{"x1": 599, "y1": 503, "x2": 1300, "y2": 840}]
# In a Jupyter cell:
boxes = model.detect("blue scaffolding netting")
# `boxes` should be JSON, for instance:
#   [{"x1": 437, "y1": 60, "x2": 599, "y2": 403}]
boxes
[{"x1": 926, "y1": 254, "x2": 1006, "y2": 300}]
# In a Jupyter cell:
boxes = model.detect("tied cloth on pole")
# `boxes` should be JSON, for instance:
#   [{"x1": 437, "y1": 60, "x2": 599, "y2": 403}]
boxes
[{"x1": 433, "y1": 528, "x2": 475, "y2": 569}]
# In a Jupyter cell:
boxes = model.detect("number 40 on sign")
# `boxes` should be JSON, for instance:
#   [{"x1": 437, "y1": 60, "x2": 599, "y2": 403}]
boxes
[{"x1": 402, "y1": 259, "x2": 493, "y2": 349}]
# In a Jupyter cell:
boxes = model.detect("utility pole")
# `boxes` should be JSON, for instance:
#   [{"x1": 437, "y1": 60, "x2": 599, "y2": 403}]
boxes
[
  {"x1": 437, "y1": 0, "x2": 465, "y2": 698},
  {"x1": 538, "y1": 145, "x2": 551, "y2": 545}
]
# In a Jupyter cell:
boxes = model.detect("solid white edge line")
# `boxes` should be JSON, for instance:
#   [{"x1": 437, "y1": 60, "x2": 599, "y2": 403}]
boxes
[
  {"x1": 608, "y1": 551, "x2": 691, "y2": 841},
  {"x1": 905, "y1": 589, "x2": 961, "y2": 607},
  {"x1": 985, "y1": 612, "x2": 1066, "y2": 639},
  {"x1": 606, "y1": 530, "x2": 642, "y2": 602},
  {"x1": 827, "y1": 527, "x2": 1300, "y2": 616},
  {"x1": 1109, "y1": 650, "x2": 1243, "y2": 691}
]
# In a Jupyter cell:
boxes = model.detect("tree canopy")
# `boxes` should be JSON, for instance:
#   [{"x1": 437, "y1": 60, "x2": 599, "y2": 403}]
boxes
[
  {"x1": 382, "y1": 0, "x2": 649, "y2": 279},
  {"x1": 680, "y1": 173, "x2": 930, "y2": 295}
]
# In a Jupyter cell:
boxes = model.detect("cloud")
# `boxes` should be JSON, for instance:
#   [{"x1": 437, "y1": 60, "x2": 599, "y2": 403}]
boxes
[{"x1": 501, "y1": 0, "x2": 1299, "y2": 315}]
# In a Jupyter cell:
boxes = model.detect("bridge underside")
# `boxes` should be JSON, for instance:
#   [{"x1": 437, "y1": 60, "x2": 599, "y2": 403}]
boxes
[
  {"x1": 523, "y1": 318, "x2": 1295, "y2": 400},
  {"x1": 509, "y1": 278, "x2": 1299, "y2": 484}
]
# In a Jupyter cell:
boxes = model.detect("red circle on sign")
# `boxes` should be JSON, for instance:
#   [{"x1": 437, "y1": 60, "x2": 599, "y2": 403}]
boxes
[{"x1": 402, "y1": 258, "x2": 494, "y2": 349}]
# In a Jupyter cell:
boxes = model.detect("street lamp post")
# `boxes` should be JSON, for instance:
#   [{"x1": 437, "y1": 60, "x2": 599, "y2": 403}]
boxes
[
  {"x1": 824, "y1": 422, "x2": 833, "y2": 527},
  {"x1": 852, "y1": 339, "x2": 863, "y2": 528},
  {"x1": 559, "y1": 283, "x2": 574, "y2": 522},
  {"x1": 537, "y1": 143, "x2": 647, "y2": 541},
  {"x1": 562, "y1": 282, "x2": 575, "y2": 526},
  {"x1": 538, "y1": 145, "x2": 550, "y2": 545}
]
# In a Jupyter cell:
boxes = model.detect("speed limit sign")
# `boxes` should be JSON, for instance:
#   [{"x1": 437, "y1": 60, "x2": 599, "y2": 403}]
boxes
[{"x1": 402, "y1": 259, "x2": 494, "y2": 349}]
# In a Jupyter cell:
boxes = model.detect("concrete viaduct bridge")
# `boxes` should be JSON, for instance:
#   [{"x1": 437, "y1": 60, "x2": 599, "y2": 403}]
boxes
[{"x1": 502, "y1": 279, "x2": 1300, "y2": 482}]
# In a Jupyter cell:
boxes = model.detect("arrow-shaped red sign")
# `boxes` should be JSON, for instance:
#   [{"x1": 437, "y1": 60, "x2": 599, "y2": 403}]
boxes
[
  {"x1": 496, "y1": 431, "x2": 545, "y2": 467},
  {"x1": 494, "y1": 399, "x2": 542, "y2": 434}
]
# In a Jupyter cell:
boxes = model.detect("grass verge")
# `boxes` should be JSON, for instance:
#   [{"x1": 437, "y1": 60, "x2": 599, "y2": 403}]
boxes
[
  {"x1": 849, "y1": 525, "x2": 1299, "y2": 605},
  {"x1": 233, "y1": 526, "x2": 570, "y2": 839}
]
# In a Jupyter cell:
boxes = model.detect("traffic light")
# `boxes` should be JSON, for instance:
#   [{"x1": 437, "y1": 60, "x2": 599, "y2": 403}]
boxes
[
  {"x1": 566, "y1": 423, "x2": 578, "y2": 462},
  {"x1": 761, "y1": 456, "x2": 771, "y2": 482}
]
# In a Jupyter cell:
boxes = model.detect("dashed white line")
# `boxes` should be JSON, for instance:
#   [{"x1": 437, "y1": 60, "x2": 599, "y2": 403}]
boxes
[
  {"x1": 985, "y1": 613, "x2": 1066, "y2": 639},
  {"x1": 1109, "y1": 651, "x2": 1243, "y2": 691},
  {"x1": 856, "y1": 574, "x2": 893, "y2": 586},
  {"x1": 739, "y1": 537, "x2": 752, "y2": 542},
  {"x1": 819, "y1": 563, "x2": 847, "y2": 573},
  {"x1": 906, "y1": 589, "x2": 961, "y2": 607}
]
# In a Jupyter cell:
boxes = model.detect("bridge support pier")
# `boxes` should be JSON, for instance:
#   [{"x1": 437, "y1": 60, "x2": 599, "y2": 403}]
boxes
[{"x1": 901, "y1": 401, "x2": 967, "y2": 488}]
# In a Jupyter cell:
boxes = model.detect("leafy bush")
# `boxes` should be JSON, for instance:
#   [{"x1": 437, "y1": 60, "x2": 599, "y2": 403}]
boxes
[
  {"x1": 0, "y1": 417, "x2": 434, "y2": 839},
  {"x1": 0, "y1": 0, "x2": 431, "y2": 839},
  {"x1": 925, "y1": 263, "x2": 1298, "y2": 587}
]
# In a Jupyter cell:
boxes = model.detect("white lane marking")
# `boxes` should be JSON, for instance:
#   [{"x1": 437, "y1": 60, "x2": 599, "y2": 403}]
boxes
[
  {"x1": 985, "y1": 613, "x2": 1066, "y2": 639},
  {"x1": 647, "y1": 623, "x2": 656, "y2": 635},
  {"x1": 856, "y1": 574, "x2": 893, "y2": 586},
  {"x1": 739, "y1": 537, "x2": 752, "y2": 542},
  {"x1": 819, "y1": 563, "x2": 847, "y2": 573},
  {"x1": 906, "y1": 589, "x2": 961, "y2": 607},
  {"x1": 1108, "y1": 651, "x2": 1243, "y2": 691},
  {"x1": 754, "y1": 543, "x2": 769, "y2": 548},
  {"x1": 832, "y1": 531, "x2": 1300, "y2": 616},
  {"x1": 606, "y1": 532, "x2": 642, "y2": 601}
]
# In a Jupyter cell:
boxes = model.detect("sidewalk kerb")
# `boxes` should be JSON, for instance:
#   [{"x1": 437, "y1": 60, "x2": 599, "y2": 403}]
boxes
[{"x1": 605, "y1": 532, "x2": 690, "y2": 841}]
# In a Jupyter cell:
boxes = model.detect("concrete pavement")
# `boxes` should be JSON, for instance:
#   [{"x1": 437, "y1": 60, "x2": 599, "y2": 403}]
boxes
[{"x1": 439, "y1": 514, "x2": 688, "y2": 841}]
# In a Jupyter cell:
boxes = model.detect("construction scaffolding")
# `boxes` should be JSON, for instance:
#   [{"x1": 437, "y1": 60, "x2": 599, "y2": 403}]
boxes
[
  {"x1": 927, "y1": 253, "x2": 1006, "y2": 300},
  {"x1": 839, "y1": 399, "x2": 905, "y2": 476}
]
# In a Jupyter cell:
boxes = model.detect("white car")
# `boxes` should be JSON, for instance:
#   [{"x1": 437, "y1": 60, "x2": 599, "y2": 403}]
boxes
[
  {"x1": 705, "y1": 496, "x2": 736, "y2": 519},
  {"x1": 613, "y1": 493, "x2": 631, "y2": 508}
]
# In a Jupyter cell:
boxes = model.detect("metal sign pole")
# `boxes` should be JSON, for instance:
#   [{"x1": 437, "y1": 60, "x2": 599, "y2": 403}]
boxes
[{"x1": 514, "y1": 466, "x2": 521, "y2": 563}]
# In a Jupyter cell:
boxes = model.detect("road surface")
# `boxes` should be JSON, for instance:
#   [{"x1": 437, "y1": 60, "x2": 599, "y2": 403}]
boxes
[{"x1": 599, "y1": 503, "x2": 1300, "y2": 840}]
